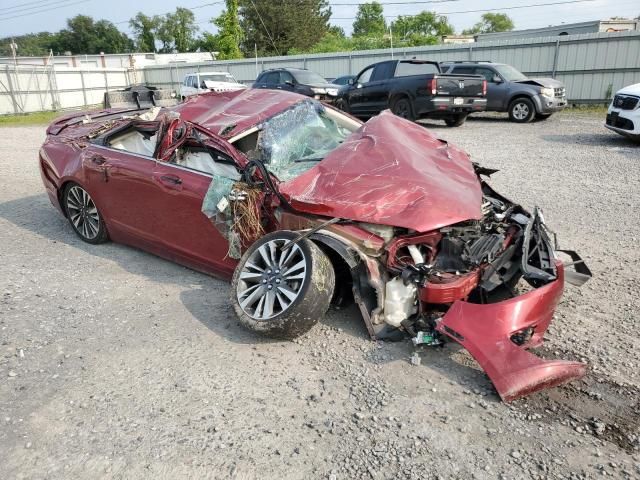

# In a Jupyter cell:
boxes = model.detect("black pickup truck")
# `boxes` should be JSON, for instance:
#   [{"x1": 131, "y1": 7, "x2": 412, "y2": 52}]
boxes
[{"x1": 334, "y1": 59, "x2": 487, "y2": 127}]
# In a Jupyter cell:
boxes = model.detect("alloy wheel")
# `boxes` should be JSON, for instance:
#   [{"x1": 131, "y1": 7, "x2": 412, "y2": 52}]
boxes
[
  {"x1": 236, "y1": 239, "x2": 307, "y2": 320},
  {"x1": 66, "y1": 185, "x2": 100, "y2": 240},
  {"x1": 513, "y1": 102, "x2": 530, "y2": 120}
]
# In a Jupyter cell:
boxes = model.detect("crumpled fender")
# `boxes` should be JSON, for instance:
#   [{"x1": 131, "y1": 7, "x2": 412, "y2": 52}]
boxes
[{"x1": 435, "y1": 263, "x2": 587, "y2": 402}]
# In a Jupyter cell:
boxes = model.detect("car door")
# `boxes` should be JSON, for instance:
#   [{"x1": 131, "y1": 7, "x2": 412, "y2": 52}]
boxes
[
  {"x1": 81, "y1": 129, "x2": 164, "y2": 250},
  {"x1": 150, "y1": 127, "x2": 243, "y2": 276},
  {"x1": 347, "y1": 65, "x2": 375, "y2": 116},
  {"x1": 279, "y1": 71, "x2": 296, "y2": 92},
  {"x1": 367, "y1": 61, "x2": 395, "y2": 113},
  {"x1": 474, "y1": 67, "x2": 511, "y2": 111}
]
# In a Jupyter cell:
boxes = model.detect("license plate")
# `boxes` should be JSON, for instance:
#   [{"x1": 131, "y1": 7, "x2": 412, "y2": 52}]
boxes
[{"x1": 453, "y1": 97, "x2": 464, "y2": 106}]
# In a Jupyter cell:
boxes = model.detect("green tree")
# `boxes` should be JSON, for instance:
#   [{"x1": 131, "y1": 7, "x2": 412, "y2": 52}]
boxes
[
  {"x1": 391, "y1": 11, "x2": 453, "y2": 46},
  {"x1": 352, "y1": 1, "x2": 386, "y2": 38},
  {"x1": 0, "y1": 32, "x2": 59, "y2": 56},
  {"x1": 157, "y1": 7, "x2": 199, "y2": 53},
  {"x1": 207, "y1": 0, "x2": 243, "y2": 59},
  {"x1": 56, "y1": 15, "x2": 133, "y2": 54},
  {"x1": 239, "y1": 0, "x2": 331, "y2": 56},
  {"x1": 129, "y1": 13, "x2": 160, "y2": 52},
  {"x1": 462, "y1": 13, "x2": 515, "y2": 35}
]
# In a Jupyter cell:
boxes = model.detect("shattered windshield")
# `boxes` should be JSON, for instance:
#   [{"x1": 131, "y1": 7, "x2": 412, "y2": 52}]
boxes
[{"x1": 257, "y1": 100, "x2": 352, "y2": 181}]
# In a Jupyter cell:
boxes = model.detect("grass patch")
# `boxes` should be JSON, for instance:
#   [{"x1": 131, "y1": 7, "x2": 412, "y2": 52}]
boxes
[
  {"x1": 564, "y1": 104, "x2": 609, "y2": 115},
  {"x1": 0, "y1": 111, "x2": 64, "y2": 127}
]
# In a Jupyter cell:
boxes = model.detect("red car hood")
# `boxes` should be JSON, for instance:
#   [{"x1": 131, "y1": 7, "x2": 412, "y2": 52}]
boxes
[{"x1": 279, "y1": 111, "x2": 483, "y2": 232}]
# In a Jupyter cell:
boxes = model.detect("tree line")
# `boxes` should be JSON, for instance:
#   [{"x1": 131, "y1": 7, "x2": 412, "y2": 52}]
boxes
[{"x1": 0, "y1": 1, "x2": 515, "y2": 59}]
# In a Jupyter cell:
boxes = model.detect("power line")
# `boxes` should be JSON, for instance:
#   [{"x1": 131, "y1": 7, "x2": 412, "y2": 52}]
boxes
[
  {"x1": 0, "y1": 0, "x2": 93, "y2": 21},
  {"x1": 0, "y1": 0, "x2": 83, "y2": 16},
  {"x1": 331, "y1": 0, "x2": 599, "y2": 19}
]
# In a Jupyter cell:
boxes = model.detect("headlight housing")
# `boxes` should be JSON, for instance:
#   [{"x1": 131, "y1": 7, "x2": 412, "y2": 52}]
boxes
[
  {"x1": 540, "y1": 87, "x2": 555, "y2": 98},
  {"x1": 325, "y1": 88, "x2": 339, "y2": 96},
  {"x1": 311, "y1": 87, "x2": 327, "y2": 95}
]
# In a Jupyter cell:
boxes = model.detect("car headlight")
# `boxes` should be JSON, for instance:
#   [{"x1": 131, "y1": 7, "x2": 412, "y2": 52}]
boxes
[
  {"x1": 311, "y1": 87, "x2": 327, "y2": 95},
  {"x1": 540, "y1": 87, "x2": 554, "y2": 98},
  {"x1": 325, "y1": 88, "x2": 339, "y2": 96}
]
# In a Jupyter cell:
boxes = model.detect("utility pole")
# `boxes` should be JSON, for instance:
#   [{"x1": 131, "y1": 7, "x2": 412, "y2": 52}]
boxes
[
  {"x1": 255, "y1": 43, "x2": 258, "y2": 77},
  {"x1": 10, "y1": 39, "x2": 18, "y2": 65}
]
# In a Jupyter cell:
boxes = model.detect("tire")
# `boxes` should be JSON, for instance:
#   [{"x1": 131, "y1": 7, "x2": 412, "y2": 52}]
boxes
[
  {"x1": 391, "y1": 97, "x2": 415, "y2": 121},
  {"x1": 62, "y1": 182, "x2": 109, "y2": 244},
  {"x1": 508, "y1": 97, "x2": 535, "y2": 123},
  {"x1": 536, "y1": 113, "x2": 553, "y2": 120},
  {"x1": 444, "y1": 114, "x2": 468, "y2": 127},
  {"x1": 231, "y1": 231, "x2": 335, "y2": 339}
]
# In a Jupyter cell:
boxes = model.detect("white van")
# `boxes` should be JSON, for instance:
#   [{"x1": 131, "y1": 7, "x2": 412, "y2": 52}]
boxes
[{"x1": 180, "y1": 72, "x2": 246, "y2": 99}]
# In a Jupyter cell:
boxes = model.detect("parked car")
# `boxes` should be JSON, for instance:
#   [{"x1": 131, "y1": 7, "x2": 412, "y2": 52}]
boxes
[
  {"x1": 253, "y1": 67, "x2": 340, "y2": 102},
  {"x1": 605, "y1": 83, "x2": 640, "y2": 142},
  {"x1": 441, "y1": 61, "x2": 567, "y2": 122},
  {"x1": 334, "y1": 59, "x2": 487, "y2": 127},
  {"x1": 39, "y1": 89, "x2": 591, "y2": 402},
  {"x1": 180, "y1": 71, "x2": 245, "y2": 99},
  {"x1": 331, "y1": 75, "x2": 356, "y2": 86}
]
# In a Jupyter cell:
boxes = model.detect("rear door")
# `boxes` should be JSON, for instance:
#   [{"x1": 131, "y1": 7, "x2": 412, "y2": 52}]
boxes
[{"x1": 366, "y1": 61, "x2": 396, "y2": 113}]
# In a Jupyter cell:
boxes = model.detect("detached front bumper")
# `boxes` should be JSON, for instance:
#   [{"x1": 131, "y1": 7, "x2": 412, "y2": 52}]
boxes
[{"x1": 436, "y1": 261, "x2": 589, "y2": 402}]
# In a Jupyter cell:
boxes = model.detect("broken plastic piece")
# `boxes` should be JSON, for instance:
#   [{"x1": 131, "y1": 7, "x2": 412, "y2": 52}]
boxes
[{"x1": 435, "y1": 263, "x2": 587, "y2": 402}]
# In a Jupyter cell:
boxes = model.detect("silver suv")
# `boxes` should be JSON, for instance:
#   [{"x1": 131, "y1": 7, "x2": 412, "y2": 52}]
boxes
[{"x1": 442, "y1": 61, "x2": 567, "y2": 123}]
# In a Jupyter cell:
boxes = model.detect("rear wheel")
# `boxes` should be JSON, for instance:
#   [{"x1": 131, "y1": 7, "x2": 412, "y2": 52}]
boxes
[
  {"x1": 508, "y1": 98, "x2": 535, "y2": 123},
  {"x1": 63, "y1": 183, "x2": 108, "y2": 244},
  {"x1": 391, "y1": 97, "x2": 415, "y2": 121},
  {"x1": 231, "y1": 231, "x2": 335, "y2": 339},
  {"x1": 444, "y1": 114, "x2": 468, "y2": 127}
]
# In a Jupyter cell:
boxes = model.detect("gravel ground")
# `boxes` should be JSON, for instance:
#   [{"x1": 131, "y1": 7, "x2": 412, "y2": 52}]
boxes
[{"x1": 1, "y1": 112, "x2": 639, "y2": 479}]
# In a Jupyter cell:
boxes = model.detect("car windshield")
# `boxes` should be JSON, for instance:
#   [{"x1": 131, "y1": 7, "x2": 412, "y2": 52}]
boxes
[
  {"x1": 257, "y1": 100, "x2": 352, "y2": 181},
  {"x1": 493, "y1": 65, "x2": 528, "y2": 81},
  {"x1": 201, "y1": 74, "x2": 237, "y2": 83},
  {"x1": 292, "y1": 70, "x2": 328, "y2": 85}
]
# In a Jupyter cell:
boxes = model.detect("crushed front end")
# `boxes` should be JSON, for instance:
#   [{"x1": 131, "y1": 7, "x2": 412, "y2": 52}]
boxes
[{"x1": 359, "y1": 175, "x2": 592, "y2": 402}]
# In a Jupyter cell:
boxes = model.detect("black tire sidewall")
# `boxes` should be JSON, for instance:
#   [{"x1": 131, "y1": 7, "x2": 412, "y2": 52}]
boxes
[
  {"x1": 392, "y1": 98, "x2": 415, "y2": 121},
  {"x1": 509, "y1": 98, "x2": 535, "y2": 123},
  {"x1": 62, "y1": 182, "x2": 108, "y2": 244},
  {"x1": 231, "y1": 230, "x2": 335, "y2": 339}
]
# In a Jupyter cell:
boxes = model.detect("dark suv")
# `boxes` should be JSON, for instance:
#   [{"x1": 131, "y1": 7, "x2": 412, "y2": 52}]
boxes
[
  {"x1": 253, "y1": 68, "x2": 339, "y2": 102},
  {"x1": 441, "y1": 61, "x2": 567, "y2": 123}
]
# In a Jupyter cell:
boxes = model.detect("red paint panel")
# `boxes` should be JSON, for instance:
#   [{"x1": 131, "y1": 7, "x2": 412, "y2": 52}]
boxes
[
  {"x1": 279, "y1": 111, "x2": 483, "y2": 233},
  {"x1": 436, "y1": 264, "x2": 587, "y2": 401},
  {"x1": 419, "y1": 271, "x2": 480, "y2": 304}
]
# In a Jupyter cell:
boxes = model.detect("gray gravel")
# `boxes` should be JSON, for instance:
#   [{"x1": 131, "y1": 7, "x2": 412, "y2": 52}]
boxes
[{"x1": 1, "y1": 111, "x2": 639, "y2": 479}]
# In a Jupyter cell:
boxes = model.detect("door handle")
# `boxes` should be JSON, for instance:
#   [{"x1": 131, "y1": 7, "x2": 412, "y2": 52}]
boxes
[{"x1": 160, "y1": 175, "x2": 182, "y2": 185}]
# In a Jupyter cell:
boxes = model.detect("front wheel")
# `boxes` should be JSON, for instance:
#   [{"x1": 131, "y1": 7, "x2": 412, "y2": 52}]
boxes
[
  {"x1": 391, "y1": 98, "x2": 415, "y2": 121},
  {"x1": 334, "y1": 98, "x2": 350, "y2": 113},
  {"x1": 508, "y1": 98, "x2": 535, "y2": 123},
  {"x1": 444, "y1": 114, "x2": 468, "y2": 127},
  {"x1": 231, "y1": 231, "x2": 335, "y2": 339}
]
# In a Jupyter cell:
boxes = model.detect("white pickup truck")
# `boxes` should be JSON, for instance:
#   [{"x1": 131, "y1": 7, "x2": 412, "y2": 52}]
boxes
[{"x1": 180, "y1": 71, "x2": 246, "y2": 100}]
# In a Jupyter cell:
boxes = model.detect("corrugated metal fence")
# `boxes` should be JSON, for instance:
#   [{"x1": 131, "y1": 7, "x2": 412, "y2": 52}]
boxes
[
  {"x1": 1, "y1": 31, "x2": 639, "y2": 114},
  {"x1": 144, "y1": 31, "x2": 640, "y2": 104}
]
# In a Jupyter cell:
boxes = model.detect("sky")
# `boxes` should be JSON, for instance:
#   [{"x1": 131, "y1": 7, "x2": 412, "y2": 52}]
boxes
[{"x1": 1, "y1": 0, "x2": 639, "y2": 40}]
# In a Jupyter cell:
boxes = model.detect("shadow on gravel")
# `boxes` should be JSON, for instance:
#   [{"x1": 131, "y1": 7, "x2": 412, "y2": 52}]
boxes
[
  {"x1": 542, "y1": 132, "x2": 639, "y2": 150},
  {"x1": 0, "y1": 193, "x2": 373, "y2": 346}
]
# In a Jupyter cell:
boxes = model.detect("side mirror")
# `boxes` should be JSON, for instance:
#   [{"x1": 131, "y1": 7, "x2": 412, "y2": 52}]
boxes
[
  {"x1": 492, "y1": 75, "x2": 503, "y2": 84},
  {"x1": 285, "y1": 80, "x2": 295, "y2": 87},
  {"x1": 348, "y1": 78, "x2": 355, "y2": 85}
]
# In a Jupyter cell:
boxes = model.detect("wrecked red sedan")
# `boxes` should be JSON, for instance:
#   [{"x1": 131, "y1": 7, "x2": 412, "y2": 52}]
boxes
[{"x1": 39, "y1": 89, "x2": 591, "y2": 402}]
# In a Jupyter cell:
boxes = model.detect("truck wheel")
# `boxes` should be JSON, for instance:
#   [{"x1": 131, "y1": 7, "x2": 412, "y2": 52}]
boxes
[
  {"x1": 444, "y1": 114, "x2": 468, "y2": 127},
  {"x1": 391, "y1": 98, "x2": 415, "y2": 121},
  {"x1": 231, "y1": 231, "x2": 335, "y2": 340},
  {"x1": 508, "y1": 98, "x2": 535, "y2": 123}
]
